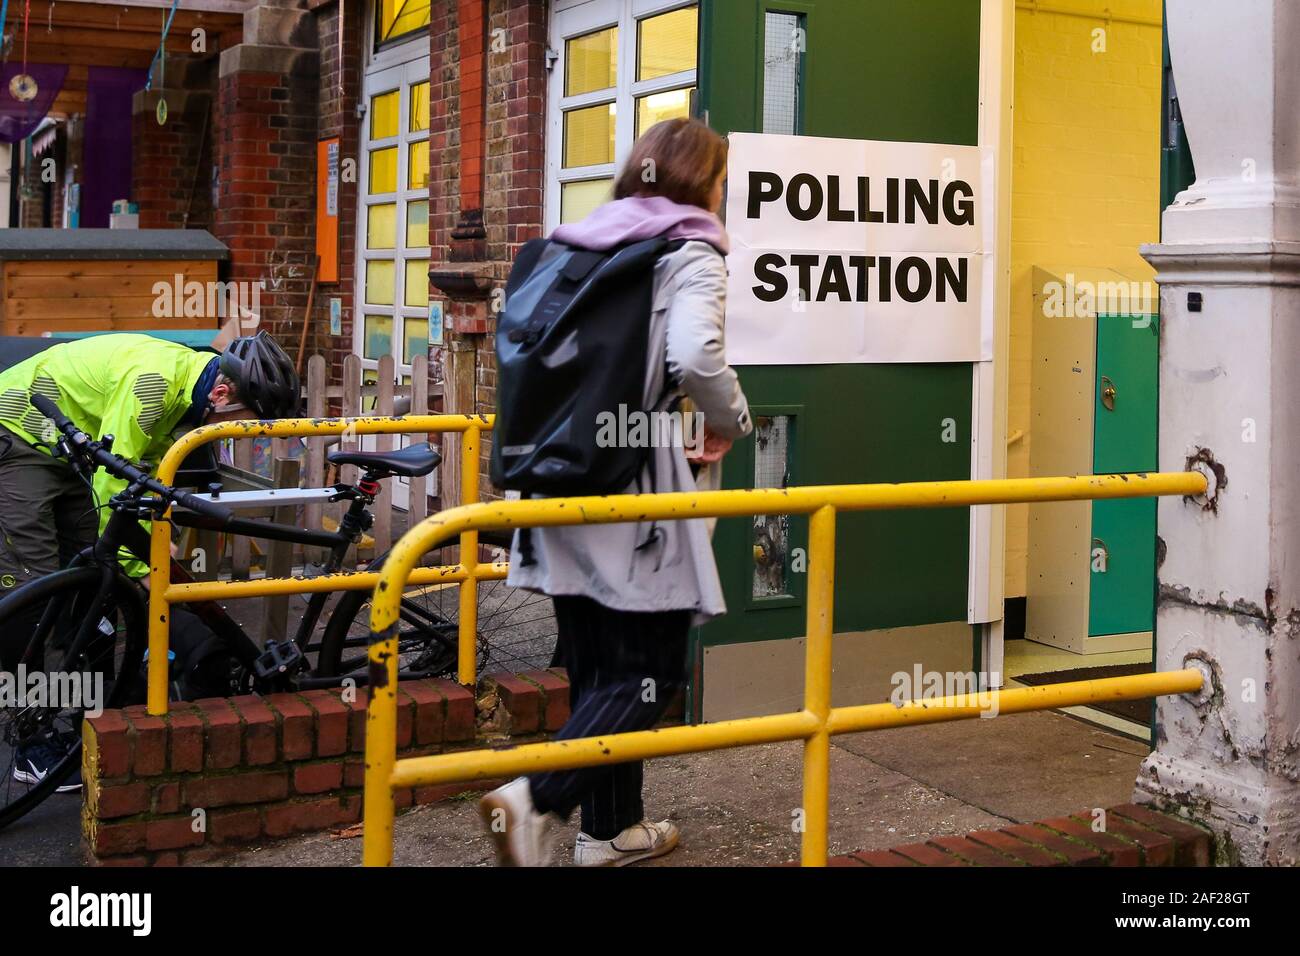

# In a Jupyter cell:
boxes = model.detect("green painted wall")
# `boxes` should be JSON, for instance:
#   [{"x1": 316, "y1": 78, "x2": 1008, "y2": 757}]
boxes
[{"x1": 696, "y1": 0, "x2": 983, "y2": 654}]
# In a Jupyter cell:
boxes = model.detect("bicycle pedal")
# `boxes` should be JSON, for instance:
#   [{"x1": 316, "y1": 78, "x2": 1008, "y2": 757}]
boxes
[{"x1": 253, "y1": 640, "x2": 305, "y2": 681}]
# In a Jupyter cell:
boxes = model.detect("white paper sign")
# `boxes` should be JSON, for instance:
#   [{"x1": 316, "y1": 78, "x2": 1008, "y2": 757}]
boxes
[{"x1": 724, "y1": 132, "x2": 995, "y2": 365}]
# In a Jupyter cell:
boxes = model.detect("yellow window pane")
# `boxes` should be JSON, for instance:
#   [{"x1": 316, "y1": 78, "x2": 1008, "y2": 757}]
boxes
[
  {"x1": 405, "y1": 260, "x2": 430, "y2": 308},
  {"x1": 366, "y1": 260, "x2": 395, "y2": 305},
  {"x1": 638, "y1": 6, "x2": 698, "y2": 81},
  {"x1": 378, "y1": 0, "x2": 431, "y2": 43},
  {"x1": 367, "y1": 203, "x2": 397, "y2": 249},
  {"x1": 561, "y1": 179, "x2": 613, "y2": 224},
  {"x1": 563, "y1": 103, "x2": 616, "y2": 169},
  {"x1": 407, "y1": 201, "x2": 429, "y2": 247},
  {"x1": 565, "y1": 26, "x2": 618, "y2": 96},
  {"x1": 410, "y1": 82, "x2": 430, "y2": 132},
  {"x1": 371, "y1": 90, "x2": 400, "y2": 139},
  {"x1": 363, "y1": 316, "x2": 393, "y2": 360},
  {"x1": 369, "y1": 147, "x2": 398, "y2": 193},
  {"x1": 403, "y1": 318, "x2": 429, "y2": 364},
  {"x1": 361, "y1": 368, "x2": 380, "y2": 412},
  {"x1": 636, "y1": 87, "x2": 694, "y2": 136},
  {"x1": 408, "y1": 142, "x2": 429, "y2": 190}
]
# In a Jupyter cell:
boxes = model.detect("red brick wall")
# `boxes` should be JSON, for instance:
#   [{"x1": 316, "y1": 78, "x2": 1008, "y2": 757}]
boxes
[
  {"x1": 314, "y1": 1, "x2": 365, "y2": 385},
  {"x1": 213, "y1": 58, "x2": 319, "y2": 349},
  {"x1": 82, "y1": 673, "x2": 572, "y2": 865},
  {"x1": 133, "y1": 92, "x2": 216, "y2": 231}
]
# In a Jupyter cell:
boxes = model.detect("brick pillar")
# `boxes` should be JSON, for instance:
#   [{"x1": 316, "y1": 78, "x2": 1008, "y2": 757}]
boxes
[
  {"x1": 132, "y1": 82, "x2": 215, "y2": 230},
  {"x1": 214, "y1": 4, "x2": 319, "y2": 345},
  {"x1": 430, "y1": 0, "x2": 547, "y2": 506}
]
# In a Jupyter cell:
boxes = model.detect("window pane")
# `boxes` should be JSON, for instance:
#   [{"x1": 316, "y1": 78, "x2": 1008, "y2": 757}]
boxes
[
  {"x1": 367, "y1": 203, "x2": 397, "y2": 249},
  {"x1": 638, "y1": 6, "x2": 697, "y2": 82},
  {"x1": 369, "y1": 147, "x2": 398, "y2": 193},
  {"x1": 365, "y1": 260, "x2": 395, "y2": 305},
  {"x1": 752, "y1": 415, "x2": 793, "y2": 598},
  {"x1": 636, "y1": 87, "x2": 693, "y2": 136},
  {"x1": 403, "y1": 318, "x2": 429, "y2": 364},
  {"x1": 763, "y1": 11, "x2": 803, "y2": 135},
  {"x1": 363, "y1": 315, "x2": 394, "y2": 359},
  {"x1": 410, "y1": 81, "x2": 430, "y2": 132},
  {"x1": 371, "y1": 90, "x2": 400, "y2": 139},
  {"x1": 408, "y1": 141, "x2": 429, "y2": 190},
  {"x1": 377, "y1": 0, "x2": 431, "y2": 44},
  {"x1": 561, "y1": 178, "x2": 612, "y2": 224},
  {"x1": 404, "y1": 260, "x2": 430, "y2": 308},
  {"x1": 361, "y1": 368, "x2": 380, "y2": 412},
  {"x1": 407, "y1": 200, "x2": 429, "y2": 247},
  {"x1": 563, "y1": 103, "x2": 616, "y2": 168},
  {"x1": 565, "y1": 26, "x2": 617, "y2": 96}
]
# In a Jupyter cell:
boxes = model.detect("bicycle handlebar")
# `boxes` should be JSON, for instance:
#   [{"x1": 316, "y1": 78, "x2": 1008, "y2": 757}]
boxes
[{"x1": 30, "y1": 393, "x2": 234, "y2": 524}]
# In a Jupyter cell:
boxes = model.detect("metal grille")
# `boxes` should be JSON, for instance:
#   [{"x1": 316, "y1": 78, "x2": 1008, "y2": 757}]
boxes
[
  {"x1": 762, "y1": 11, "x2": 803, "y2": 135},
  {"x1": 752, "y1": 415, "x2": 793, "y2": 598}
]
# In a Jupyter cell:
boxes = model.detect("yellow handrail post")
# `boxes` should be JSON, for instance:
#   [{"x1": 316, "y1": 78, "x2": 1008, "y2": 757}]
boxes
[
  {"x1": 146, "y1": 520, "x2": 173, "y2": 716},
  {"x1": 458, "y1": 422, "x2": 480, "y2": 686},
  {"x1": 801, "y1": 505, "x2": 837, "y2": 867}
]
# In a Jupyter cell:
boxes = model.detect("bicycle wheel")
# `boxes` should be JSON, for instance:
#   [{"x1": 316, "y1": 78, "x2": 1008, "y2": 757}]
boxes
[
  {"x1": 315, "y1": 550, "x2": 558, "y2": 682},
  {"x1": 0, "y1": 567, "x2": 146, "y2": 832}
]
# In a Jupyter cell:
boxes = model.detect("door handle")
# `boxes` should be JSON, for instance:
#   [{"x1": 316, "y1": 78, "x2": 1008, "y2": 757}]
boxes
[{"x1": 1100, "y1": 375, "x2": 1117, "y2": 411}]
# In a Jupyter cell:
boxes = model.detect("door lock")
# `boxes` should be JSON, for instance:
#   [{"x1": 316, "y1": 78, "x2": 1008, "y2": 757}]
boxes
[{"x1": 1100, "y1": 375, "x2": 1117, "y2": 411}]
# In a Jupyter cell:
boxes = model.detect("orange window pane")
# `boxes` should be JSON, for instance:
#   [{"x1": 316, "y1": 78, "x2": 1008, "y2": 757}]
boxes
[
  {"x1": 408, "y1": 141, "x2": 429, "y2": 190},
  {"x1": 566, "y1": 26, "x2": 617, "y2": 96},
  {"x1": 371, "y1": 90, "x2": 399, "y2": 139},
  {"x1": 365, "y1": 260, "x2": 395, "y2": 305},
  {"x1": 410, "y1": 81, "x2": 430, "y2": 132},
  {"x1": 369, "y1": 147, "x2": 398, "y2": 193},
  {"x1": 564, "y1": 103, "x2": 616, "y2": 168},
  {"x1": 404, "y1": 260, "x2": 430, "y2": 308},
  {"x1": 367, "y1": 203, "x2": 397, "y2": 249},
  {"x1": 406, "y1": 201, "x2": 429, "y2": 247},
  {"x1": 638, "y1": 6, "x2": 698, "y2": 81}
]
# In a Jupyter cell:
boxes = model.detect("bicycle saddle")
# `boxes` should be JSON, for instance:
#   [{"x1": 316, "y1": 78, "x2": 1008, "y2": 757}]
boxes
[{"x1": 327, "y1": 442, "x2": 442, "y2": 478}]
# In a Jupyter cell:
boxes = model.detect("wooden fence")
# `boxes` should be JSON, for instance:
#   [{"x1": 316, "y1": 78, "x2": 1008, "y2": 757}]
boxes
[{"x1": 179, "y1": 353, "x2": 442, "y2": 640}]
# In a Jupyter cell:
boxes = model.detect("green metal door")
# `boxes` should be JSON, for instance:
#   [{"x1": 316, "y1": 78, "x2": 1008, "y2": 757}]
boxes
[
  {"x1": 695, "y1": 0, "x2": 983, "y2": 660},
  {"x1": 1089, "y1": 313, "x2": 1159, "y2": 636}
]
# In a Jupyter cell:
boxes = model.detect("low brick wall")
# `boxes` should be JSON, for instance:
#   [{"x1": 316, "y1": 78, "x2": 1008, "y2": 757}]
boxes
[
  {"x1": 820, "y1": 805, "x2": 1213, "y2": 867},
  {"x1": 82, "y1": 670, "x2": 575, "y2": 866}
]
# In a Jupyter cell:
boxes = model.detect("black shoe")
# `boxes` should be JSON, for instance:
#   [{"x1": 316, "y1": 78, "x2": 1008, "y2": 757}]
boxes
[{"x1": 12, "y1": 738, "x2": 81, "y2": 793}]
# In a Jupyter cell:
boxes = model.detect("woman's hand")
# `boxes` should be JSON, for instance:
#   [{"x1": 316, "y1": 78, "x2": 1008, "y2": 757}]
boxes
[{"x1": 686, "y1": 423, "x2": 733, "y2": 464}]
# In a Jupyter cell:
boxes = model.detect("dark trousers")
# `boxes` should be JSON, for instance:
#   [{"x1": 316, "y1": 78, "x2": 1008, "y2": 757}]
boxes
[
  {"x1": 0, "y1": 426, "x2": 97, "y2": 671},
  {"x1": 528, "y1": 595, "x2": 690, "y2": 841}
]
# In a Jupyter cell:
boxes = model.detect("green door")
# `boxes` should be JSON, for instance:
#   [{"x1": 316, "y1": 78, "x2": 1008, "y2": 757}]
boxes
[
  {"x1": 1089, "y1": 313, "x2": 1159, "y2": 636},
  {"x1": 695, "y1": 1, "x2": 983, "y2": 666}
]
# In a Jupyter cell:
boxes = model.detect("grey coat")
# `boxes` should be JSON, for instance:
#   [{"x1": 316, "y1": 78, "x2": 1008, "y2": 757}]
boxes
[{"x1": 506, "y1": 240, "x2": 753, "y2": 623}]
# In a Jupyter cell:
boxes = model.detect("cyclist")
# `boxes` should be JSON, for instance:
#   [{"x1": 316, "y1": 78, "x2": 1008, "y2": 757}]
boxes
[{"x1": 0, "y1": 330, "x2": 300, "y2": 789}]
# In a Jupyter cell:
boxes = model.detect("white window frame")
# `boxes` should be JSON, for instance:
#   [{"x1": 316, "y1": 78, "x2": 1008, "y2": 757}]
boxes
[
  {"x1": 353, "y1": 16, "x2": 432, "y2": 507},
  {"x1": 545, "y1": 0, "x2": 699, "y2": 231}
]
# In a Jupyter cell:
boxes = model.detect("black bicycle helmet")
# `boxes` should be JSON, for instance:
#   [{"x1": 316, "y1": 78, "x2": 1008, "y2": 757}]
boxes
[{"x1": 218, "y1": 331, "x2": 301, "y2": 419}]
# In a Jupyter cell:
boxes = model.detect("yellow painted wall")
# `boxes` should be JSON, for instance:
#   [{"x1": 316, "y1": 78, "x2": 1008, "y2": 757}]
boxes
[{"x1": 1005, "y1": 0, "x2": 1163, "y2": 598}]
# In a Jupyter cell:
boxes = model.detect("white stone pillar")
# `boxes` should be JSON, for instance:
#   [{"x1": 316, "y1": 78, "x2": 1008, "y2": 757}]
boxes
[{"x1": 1135, "y1": 0, "x2": 1300, "y2": 865}]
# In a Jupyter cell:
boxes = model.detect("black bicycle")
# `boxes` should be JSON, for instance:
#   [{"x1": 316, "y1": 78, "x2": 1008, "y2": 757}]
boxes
[{"x1": 0, "y1": 395, "x2": 556, "y2": 830}]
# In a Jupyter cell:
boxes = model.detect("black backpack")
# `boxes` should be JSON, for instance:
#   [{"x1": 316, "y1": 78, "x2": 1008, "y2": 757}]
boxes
[{"x1": 491, "y1": 236, "x2": 685, "y2": 497}]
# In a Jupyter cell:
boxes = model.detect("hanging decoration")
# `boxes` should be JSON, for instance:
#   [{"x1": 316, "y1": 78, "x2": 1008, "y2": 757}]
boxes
[
  {"x1": 8, "y1": 0, "x2": 36, "y2": 102},
  {"x1": 144, "y1": 0, "x2": 181, "y2": 124}
]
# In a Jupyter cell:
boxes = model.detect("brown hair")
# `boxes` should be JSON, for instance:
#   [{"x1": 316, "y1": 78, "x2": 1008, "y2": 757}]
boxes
[{"x1": 613, "y1": 117, "x2": 728, "y2": 210}]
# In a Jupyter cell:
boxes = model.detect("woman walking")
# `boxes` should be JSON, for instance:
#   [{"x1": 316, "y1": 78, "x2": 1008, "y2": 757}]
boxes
[{"x1": 480, "y1": 118, "x2": 752, "y2": 867}]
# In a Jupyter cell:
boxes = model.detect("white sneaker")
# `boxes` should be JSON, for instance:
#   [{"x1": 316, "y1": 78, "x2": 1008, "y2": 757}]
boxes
[
  {"x1": 479, "y1": 777, "x2": 558, "y2": 867},
  {"x1": 574, "y1": 819, "x2": 680, "y2": 867}
]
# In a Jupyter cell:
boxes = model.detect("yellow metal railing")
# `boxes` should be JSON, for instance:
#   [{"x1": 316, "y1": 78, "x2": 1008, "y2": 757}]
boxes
[
  {"x1": 362, "y1": 470, "x2": 1208, "y2": 867},
  {"x1": 145, "y1": 414, "x2": 495, "y2": 715}
]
